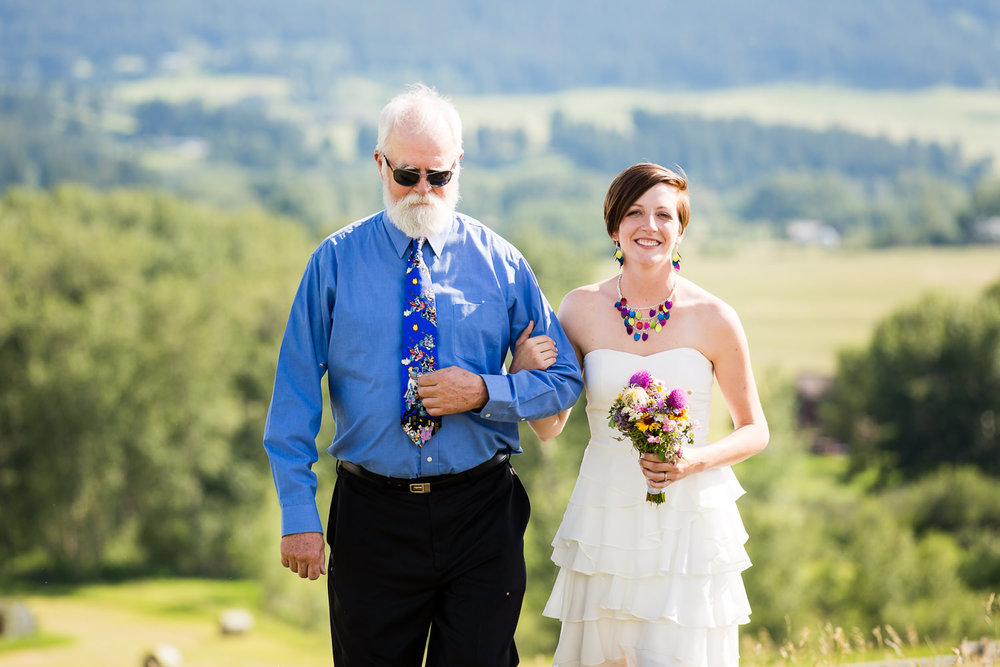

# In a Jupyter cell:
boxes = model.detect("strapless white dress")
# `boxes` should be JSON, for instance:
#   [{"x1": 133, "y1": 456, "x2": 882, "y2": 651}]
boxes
[{"x1": 542, "y1": 348, "x2": 751, "y2": 667}]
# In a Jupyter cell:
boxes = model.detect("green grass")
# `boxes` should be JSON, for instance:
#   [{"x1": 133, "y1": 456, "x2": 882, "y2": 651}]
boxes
[
  {"x1": 0, "y1": 578, "x2": 553, "y2": 667},
  {"x1": 1, "y1": 578, "x2": 333, "y2": 666},
  {"x1": 0, "y1": 633, "x2": 73, "y2": 654}
]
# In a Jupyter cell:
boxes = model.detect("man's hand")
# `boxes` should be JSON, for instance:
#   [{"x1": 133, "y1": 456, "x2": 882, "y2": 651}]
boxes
[
  {"x1": 280, "y1": 532, "x2": 326, "y2": 580},
  {"x1": 508, "y1": 320, "x2": 557, "y2": 374},
  {"x1": 418, "y1": 366, "x2": 489, "y2": 416}
]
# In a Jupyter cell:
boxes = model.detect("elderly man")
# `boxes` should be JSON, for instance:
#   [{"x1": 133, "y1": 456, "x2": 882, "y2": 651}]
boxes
[{"x1": 263, "y1": 83, "x2": 582, "y2": 666}]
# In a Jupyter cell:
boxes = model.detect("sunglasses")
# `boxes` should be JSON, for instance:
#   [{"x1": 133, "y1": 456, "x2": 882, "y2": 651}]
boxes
[{"x1": 382, "y1": 155, "x2": 456, "y2": 188}]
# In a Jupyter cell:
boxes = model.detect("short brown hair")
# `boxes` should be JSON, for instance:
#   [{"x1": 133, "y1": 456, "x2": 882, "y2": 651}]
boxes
[{"x1": 604, "y1": 163, "x2": 690, "y2": 237}]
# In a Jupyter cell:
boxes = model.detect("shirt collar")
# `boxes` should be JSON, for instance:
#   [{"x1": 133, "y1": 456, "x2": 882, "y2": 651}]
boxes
[{"x1": 380, "y1": 211, "x2": 455, "y2": 259}]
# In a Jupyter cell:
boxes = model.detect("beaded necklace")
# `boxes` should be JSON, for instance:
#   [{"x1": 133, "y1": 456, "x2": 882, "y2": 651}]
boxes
[{"x1": 614, "y1": 274, "x2": 677, "y2": 342}]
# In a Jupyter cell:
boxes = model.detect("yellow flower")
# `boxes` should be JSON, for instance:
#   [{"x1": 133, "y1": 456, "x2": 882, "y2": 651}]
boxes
[{"x1": 636, "y1": 422, "x2": 649, "y2": 432}]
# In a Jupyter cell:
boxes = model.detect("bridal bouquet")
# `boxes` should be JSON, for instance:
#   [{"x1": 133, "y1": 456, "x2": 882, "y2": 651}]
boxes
[{"x1": 607, "y1": 370, "x2": 696, "y2": 504}]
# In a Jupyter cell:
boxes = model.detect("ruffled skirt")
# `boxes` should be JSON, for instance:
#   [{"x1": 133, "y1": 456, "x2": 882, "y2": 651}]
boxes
[{"x1": 542, "y1": 438, "x2": 751, "y2": 667}]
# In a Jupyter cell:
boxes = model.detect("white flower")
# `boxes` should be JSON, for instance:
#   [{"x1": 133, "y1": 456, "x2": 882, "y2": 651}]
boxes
[{"x1": 621, "y1": 386, "x2": 651, "y2": 408}]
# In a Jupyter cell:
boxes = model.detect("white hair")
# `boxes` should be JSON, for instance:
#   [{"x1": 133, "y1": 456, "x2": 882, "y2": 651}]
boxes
[{"x1": 375, "y1": 83, "x2": 463, "y2": 156}]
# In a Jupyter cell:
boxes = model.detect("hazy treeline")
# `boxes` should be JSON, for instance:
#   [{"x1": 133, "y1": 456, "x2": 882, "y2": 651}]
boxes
[
  {"x1": 0, "y1": 88, "x2": 150, "y2": 189},
  {"x1": 551, "y1": 111, "x2": 989, "y2": 188},
  {"x1": 550, "y1": 110, "x2": 999, "y2": 245},
  {"x1": 3, "y1": 87, "x2": 1000, "y2": 249},
  {"x1": 133, "y1": 99, "x2": 317, "y2": 169},
  {"x1": 2, "y1": 0, "x2": 999, "y2": 91}
]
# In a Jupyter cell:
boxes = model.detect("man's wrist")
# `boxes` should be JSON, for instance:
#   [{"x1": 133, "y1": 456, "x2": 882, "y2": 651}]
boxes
[
  {"x1": 473, "y1": 375, "x2": 489, "y2": 410},
  {"x1": 477, "y1": 374, "x2": 511, "y2": 419}
]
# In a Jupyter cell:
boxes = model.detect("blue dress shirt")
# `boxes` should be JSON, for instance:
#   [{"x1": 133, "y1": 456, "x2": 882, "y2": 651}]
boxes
[{"x1": 263, "y1": 211, "x2": 583, "y2": 535}]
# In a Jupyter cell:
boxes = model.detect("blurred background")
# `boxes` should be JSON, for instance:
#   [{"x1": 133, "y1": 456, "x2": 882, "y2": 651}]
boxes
[{"x1": 1, "y1": 1, "x2": 999, "y2": 665}]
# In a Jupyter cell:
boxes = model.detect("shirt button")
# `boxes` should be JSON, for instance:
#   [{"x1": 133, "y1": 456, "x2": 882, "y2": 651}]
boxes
[
  {"x1": 484, "y1": 413, "x2": 491, "y2": 418},
  {"x1": 426, "y1": 456, "x2": 433, "y2": 462}
]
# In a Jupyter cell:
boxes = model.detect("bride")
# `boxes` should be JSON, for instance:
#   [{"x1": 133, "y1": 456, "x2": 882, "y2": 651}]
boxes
[{"x1": 511, "y1": 163, "x2": 769, "y2": 666}]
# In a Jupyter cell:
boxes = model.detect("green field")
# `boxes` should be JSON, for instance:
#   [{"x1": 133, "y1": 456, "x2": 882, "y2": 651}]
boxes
[
  {"x1": 0, "y1": 579, "x2": 342, "y2": 667},
  {"x1": 114, "y1": 73, "x2": 293, "y2": 108},
  {"x1": 582, "y1": 241, "x2": 1000, "y2": 377},
  {"x1": 676, "y1": 242, "x2": 1000, "y2": 376}
]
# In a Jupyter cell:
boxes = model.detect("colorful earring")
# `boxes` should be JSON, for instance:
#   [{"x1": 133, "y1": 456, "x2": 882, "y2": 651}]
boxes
[
  {"x1": 672, "y1": 247, "x2": 681, "y2": 272},
  {"x1": 614, "y1": 241, "x2": 624, "y2": 267}
]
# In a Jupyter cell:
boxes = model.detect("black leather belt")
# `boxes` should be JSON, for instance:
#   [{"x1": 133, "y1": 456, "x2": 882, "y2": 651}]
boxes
[{"x1": 337, "y1": 451, "x2": 509, "y2": 494}]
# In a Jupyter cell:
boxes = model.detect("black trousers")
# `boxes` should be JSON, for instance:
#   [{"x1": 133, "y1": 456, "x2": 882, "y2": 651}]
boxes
[{"x1": 327, "y1": 460, "x2": 530, "y2": 666}]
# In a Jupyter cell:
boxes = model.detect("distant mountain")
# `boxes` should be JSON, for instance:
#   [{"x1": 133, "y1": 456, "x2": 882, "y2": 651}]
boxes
[{"x1": 1, "y1": 0, "x2": 999, "y2": 92}]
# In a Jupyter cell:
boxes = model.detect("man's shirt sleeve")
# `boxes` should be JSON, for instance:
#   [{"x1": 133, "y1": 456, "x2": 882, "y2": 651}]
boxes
[
  {"x1": 479, "y1": 253, "x2": 583, "y2": 422},
  {"x1": 262, "y1": 246, "x2": 333, "y2": 536}
]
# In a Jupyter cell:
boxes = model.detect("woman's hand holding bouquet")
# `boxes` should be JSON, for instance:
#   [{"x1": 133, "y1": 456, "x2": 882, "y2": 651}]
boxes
[{"x1": 607, "y1": 370, "x2": 697, "y2": 504}]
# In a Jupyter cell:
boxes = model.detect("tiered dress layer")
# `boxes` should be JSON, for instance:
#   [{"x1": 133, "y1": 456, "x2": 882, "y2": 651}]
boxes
[{"x1": 542, "y1": 347, "x2": 751, "y2": 667}]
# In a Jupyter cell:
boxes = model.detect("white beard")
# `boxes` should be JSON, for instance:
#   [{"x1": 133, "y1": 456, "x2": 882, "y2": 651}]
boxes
[{"x1": 383, "y1": 181, "x2": 460, "y2": 239}]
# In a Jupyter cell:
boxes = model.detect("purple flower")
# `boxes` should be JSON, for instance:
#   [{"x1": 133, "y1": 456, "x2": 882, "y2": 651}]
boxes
[
  {"x1": 667, "y1": 388, "x2": 687, "y2": 411},
  {"x1": 629, "y1": 370, "x2": 651, "y2": 389}
]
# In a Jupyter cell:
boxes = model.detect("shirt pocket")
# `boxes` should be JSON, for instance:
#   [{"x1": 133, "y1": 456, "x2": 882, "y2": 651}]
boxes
[{"x1": 450, "y1": 298, "x2": 509, "y2": 373}]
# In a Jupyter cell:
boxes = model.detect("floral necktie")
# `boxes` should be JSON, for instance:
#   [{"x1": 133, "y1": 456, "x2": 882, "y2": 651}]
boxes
[{"x1": 401, "y1": 237, "x2": 442, "y2": 446}]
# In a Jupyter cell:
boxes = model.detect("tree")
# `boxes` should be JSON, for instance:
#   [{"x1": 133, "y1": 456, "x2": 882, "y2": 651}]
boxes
[
  {"x1": 739, "y1": 169, "x2": 864, "y2": 234},
  {"x1": 0, "y1": 185, "x2": 314, "y2": 575},
  {"x1": 820, "y1": 279, "x2": 1000, "y2": 482},
  {"x1": 958, "y1": 178, "x2": 1000, "y2": 241}
]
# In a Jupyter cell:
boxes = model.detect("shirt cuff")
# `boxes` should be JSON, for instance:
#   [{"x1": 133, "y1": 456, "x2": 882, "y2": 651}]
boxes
[
  {"x1": 478, "y1": 373, "x2": 513, "y2": 420},
  {"x1": 280, "y1": 502, "x2": 323, "y2": 537}
]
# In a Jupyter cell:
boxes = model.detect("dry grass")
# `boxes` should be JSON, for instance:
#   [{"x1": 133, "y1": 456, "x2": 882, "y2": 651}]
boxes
[
  {"x1": 740, "y1": 594, "x2": 999, "y2": 666},
  {"x1": 742, "y1": 621, "x2": 941, "y2": 665}
]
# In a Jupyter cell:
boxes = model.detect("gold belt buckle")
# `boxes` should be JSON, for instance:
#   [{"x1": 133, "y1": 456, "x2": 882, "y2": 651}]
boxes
[{"x1": 409, "y1": 482, "x2": 431, "y2": 494}]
